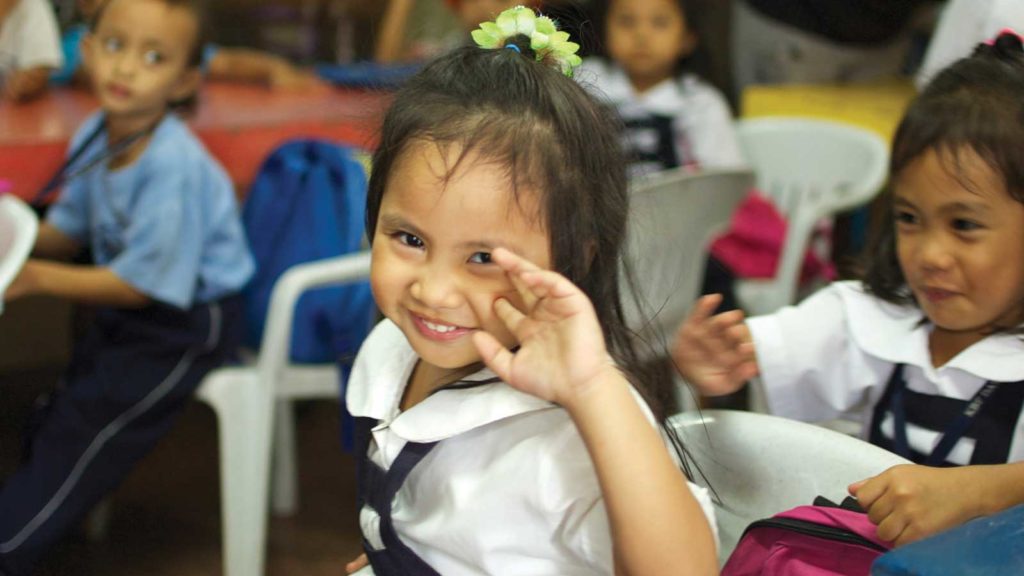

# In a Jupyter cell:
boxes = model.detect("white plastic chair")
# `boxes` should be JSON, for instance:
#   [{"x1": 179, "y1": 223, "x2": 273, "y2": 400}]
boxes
[
  {"x1": 672, "y1": 409, "x2": 910, "y2": 564},
  {"x1": 194, "y1": 250, "x2": 372, "y2": 576},
  {"x1": 621, "y1": 168, "x2": 753, "y2": 410},
  {"x1": 733, "y1": 117, "x2": 888, "y2": 317},
  {"x1": 0, "y1": 194, "x2": 39, "y2": 308}
]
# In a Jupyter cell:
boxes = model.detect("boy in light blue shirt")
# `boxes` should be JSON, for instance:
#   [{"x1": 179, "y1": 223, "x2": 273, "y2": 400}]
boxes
[{"x1": 0, "y1": 0, "x2": 252, "y2": 572}]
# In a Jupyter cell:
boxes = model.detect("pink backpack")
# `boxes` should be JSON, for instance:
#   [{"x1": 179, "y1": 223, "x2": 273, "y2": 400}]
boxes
[{"x1": 722, "y1": 497, "x2": 892, "y2": 576}]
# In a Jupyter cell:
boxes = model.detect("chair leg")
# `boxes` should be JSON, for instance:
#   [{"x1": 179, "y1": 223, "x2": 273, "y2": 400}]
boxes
[
  {"x1": 200, "y1": 369, "x2": 271, "y2": 576},
  {"x1": 271, "y1": 399, "x2": 299, "y2": 516}
]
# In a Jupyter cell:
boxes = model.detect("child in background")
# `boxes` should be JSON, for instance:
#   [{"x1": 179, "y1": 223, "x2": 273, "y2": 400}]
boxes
[
  {"x1": 52, "y1": 0, "x2": 322, "y2": 89},
  {"x1": 578, "y1": 0, "x2": 745, "y2": 179},
  {"x1": 674, "y1": 32, "x2": 1024, "y2": 547},
  {"x1": 0, "y1": 0, "x2": 62, "y2": 101},
  {"x1": 374, "y1": 0, "x2": 525, "y2": 63},
  {"x1": 0, "y1": 0, "x2": 253, "y2": 572},
  {"x1": 344, "y1": 7, "x2": 717, "y2": 575}
]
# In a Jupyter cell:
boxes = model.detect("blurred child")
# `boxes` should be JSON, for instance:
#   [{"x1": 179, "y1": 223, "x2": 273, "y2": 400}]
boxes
[
  {"x1": 0, "y1": 0, "x2": 253, "y2": 572},
  {"x1": 0, "y1": 0, "x2": 63, "y2": 101},
  {"x1": 374, "y1": 0, "x2": 526, "y2": 63},
  {"x1": 674, "y1": 32, "x2": 1024, "y2": 547},
  {"x1": 578, "y1": 0, "x2": 745, "y2": 179},
  {"x1": 52, "y1": 0, "x2": 322, "y2": 89},
  {"x1": 344, "y1": 7, "x2": 717, "y2": 575}
]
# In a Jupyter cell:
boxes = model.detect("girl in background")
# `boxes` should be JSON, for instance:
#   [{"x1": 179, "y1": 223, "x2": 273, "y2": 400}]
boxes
[{"x1": 578, "y1": 0, "x2": 745, "y2": 179}]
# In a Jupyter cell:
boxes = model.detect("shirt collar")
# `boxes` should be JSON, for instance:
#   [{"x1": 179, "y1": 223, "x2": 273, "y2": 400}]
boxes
[
  {"x1": 839, "y1": 282, "x2": 1024, "y2": 382},
  {"x1": 346, "y1": 320, "x2": 556, "y2": 443}
]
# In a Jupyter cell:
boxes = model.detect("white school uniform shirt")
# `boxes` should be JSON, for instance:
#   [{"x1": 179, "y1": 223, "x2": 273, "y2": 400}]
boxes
[
  {"x1": 577, "y1": 58, "x2": 747, "y2": 178},
  {"x1": 346, "y1": 320, "x2": 717, "y2": 575},
  {"x1": 0, "y1": 0, "x2": 63, "y2": 76},
  {"x1": 748, "y1": 281, "x2": 1024, "y2": 465}
]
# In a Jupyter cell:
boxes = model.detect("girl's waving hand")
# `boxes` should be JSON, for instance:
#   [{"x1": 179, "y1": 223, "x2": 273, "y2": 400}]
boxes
[
  {"x1": 671, "y1": 294, "x2": 759, "y2": 397},
  {"x1": 472, "y1": 247, "x2": 614, "y2": 408}
]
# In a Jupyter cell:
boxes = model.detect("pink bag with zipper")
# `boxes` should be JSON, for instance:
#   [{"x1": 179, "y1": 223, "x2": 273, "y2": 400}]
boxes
[{"x1": 722, "y1": 497, "x2": 892, "y2": 576}]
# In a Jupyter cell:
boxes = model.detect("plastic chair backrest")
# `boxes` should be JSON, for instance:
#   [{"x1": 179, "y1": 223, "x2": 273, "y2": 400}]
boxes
[
  {"x1": 0, "y1": 195, "x2": 39, "y2": 304},
  {"x1": 621, "y1": 168, "x2": 753, "y2": 360},
  {"x1": 672, "y1": 410, "x2": 910, "y2": 565},
  {"x1": 242, "y1": 139, "x2": 375, "y2": 364},
  {"x1": 735, "y1": 117, "x2": 888, "y2": 314}
]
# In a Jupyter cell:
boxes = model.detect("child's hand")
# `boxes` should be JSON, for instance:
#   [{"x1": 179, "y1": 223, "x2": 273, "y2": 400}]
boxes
[
  {"x1": 472, "y1": 247, "x2": 616, "y2": 408},
  {"x1": 670, "y1": 294, "x2": 758, "y2": 396},
  {"x1": 345, "y1": 553, "x2": 368, "y2": 574},
  {"x1": 849, "y1": 464, "x2": 987, "y2": 546}
]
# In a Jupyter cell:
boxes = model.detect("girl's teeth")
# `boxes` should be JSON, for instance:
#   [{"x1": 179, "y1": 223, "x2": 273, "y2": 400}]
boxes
[{"x1": 424, "y1": 320, "x2": 456, "y2": 333}]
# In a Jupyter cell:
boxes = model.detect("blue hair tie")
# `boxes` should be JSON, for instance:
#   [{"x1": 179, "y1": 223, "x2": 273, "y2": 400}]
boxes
[{"x1": 506, "y1": 44, "x2": 521, "y2": 54}]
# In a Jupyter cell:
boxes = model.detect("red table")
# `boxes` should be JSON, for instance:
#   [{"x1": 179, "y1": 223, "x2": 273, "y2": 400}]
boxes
[{"x1": 0, "y1": 83, "x2": 389, "y2": 201}]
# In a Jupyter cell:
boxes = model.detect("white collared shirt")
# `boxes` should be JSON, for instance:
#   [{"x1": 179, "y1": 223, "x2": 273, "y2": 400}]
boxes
[
  {"x1": 749, "y1": 281, "x2": 1024, "y2": 464},
  {"x1": 577, "y1": 58, "x2": 747, "y2": 178},
  {"x1": 347, "y1": 320, "x2": 717, "y2": 575}
]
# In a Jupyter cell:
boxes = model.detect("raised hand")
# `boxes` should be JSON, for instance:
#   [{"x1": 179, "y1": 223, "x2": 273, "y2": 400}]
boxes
[
  {"x1": 670, "y1": 294, "x2": 758, "y2": 396},
  {"x1": 472, "y1": 247, "x2": 616, "y2": 408}
]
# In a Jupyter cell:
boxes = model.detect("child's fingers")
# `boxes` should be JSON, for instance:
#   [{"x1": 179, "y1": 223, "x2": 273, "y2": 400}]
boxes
[
  {"x1": 491, "y1": 248, "x2": 543, "y2": 309},
  {"x1": 492, "y1": 297, "x2": 529, "y2": 338},
  {"x1": 345, "y1": 553, "x2": 369, "y2": 574},
  {"x1": 472, "y1": 330, "x2": 514, "y2": 382}
]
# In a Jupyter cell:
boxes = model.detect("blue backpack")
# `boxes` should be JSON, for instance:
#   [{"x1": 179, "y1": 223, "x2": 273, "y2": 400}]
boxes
[{"x1": 242, "y1": 139, "x2": 375, "y2": 365}]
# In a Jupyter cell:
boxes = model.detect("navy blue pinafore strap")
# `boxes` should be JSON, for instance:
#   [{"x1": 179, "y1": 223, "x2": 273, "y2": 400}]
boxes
[
  {"x1": 869, "y1": 364, "x2": 1024, "y2": 466},
  {"x1": 353, "y1": 416, "x2": 441, "y2": 576}
]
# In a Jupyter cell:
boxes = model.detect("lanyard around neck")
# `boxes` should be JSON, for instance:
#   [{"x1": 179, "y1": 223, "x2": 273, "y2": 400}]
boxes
[
  {"x1": 33, "y1": 115, "x2": 159, "y2": 206},
  {"x1": 889, "y1": 364, "x2": 1002, "y2": 466}
]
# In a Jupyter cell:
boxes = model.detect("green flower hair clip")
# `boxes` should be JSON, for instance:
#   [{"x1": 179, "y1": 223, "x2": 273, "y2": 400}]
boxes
[{"x1": 471, "y1": 5, "x2": 583, "y2": 77}]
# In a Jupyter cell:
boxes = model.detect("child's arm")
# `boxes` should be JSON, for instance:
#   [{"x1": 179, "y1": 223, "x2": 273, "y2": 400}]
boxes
[
  {"x1": 473, "y1": 248, "x2": 718, "y2": 576},
  {"x1": 671, "y1": 293, "x2": 760, "y2": 396},
  {"x1": 32, "y1": 222, "x2": 83, "y2": 261},
  {"x1": 849, "y1": 462, "x2": 1024, "y2": 546},
  {"x1": 374, "y1": 0, "x2": 417, "y2": 63},
  {"x1": 5, "y1": 260, "x2": 149, "y2": 308},
  {"x1": 3, "y1": 66, "x2": 53, "y2": 102},
  {"x1": 206, "y1": 48, "x2": 322, "y2": 90}
]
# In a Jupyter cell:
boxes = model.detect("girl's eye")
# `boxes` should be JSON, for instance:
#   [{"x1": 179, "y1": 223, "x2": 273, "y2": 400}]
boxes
[
  {"x1": 142, "y1": 50, "x2": 164, "y2": 65},
  {"x1": 894, "y1": 210, "x2": 917, "y2": 225},
  {"x1": 103, "y1": 37, "x2": 122, "y2": 52},
  {"x1": 468, "y1": 252, "x2": 492, "y2": 264},
  {"x1": 952, "y1": 218, "x2": 982, "y2": 232},
  {"x1": 396, "y1": 231, "x2": 424, "y2": 249}
]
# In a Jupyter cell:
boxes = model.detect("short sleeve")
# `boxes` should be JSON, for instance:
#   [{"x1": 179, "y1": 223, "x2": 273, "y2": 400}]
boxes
[
  {"x1": 14, "y1": 0, "x2": 63, "y2": 70},
  {"x1": 108, "y1": 169, "x2": 202, "y2": 308},
  {"x1": 747, "y1": 283, "x2": 878, "y2": 421}
]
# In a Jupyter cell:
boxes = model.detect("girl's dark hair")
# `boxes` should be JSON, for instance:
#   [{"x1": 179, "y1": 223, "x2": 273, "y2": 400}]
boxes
[
  {"x1": 863, "y1": 32, "x2": 1024, "y2": 321},
  {"x1": 367, "y1": 36, "x2": 677, "y2": 426},
  {"x1": 589, "y1": 0, "x2": 700, "y2": 75},
  {"x1": 90, "y1": 0, "x2": 208, "y2": 110}
]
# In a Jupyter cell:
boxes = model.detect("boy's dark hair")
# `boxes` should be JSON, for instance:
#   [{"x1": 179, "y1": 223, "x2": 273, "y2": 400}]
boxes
[
  {"x1": 862, "y1": 33, "x2": 1024, "y2": 326},
  {"x1": 90, "y1": 0, "x2": 208, "y2": 109},
  {"x1": 589, "y1": 0, "x2": 699, "y2": 74},
  {"x1": 366, "y1": 37, "x2": 679, "y2": 425}
]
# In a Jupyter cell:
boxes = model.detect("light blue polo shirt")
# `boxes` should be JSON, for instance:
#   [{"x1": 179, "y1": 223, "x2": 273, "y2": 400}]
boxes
[{"x1": 47, "y1": 112, "x2": 255, "y2": 309}]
